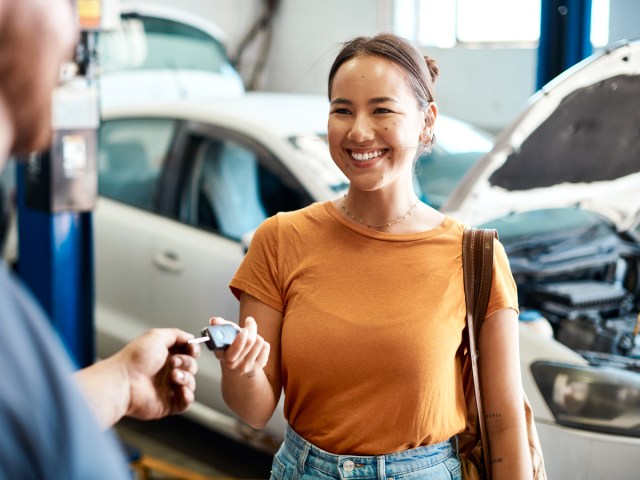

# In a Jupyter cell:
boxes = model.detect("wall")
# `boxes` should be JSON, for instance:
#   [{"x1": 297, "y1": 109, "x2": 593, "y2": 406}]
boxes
[
  {"x1": 239, "y1": 0, "x2": 537, "y2": 132},
  {"x1": 423, "y1": 47, "x2": 537, "y2": 133},
  {"x1": 609, "y1": 0, "x2": 640, "y2": 44},
  {"x1": 262, "y1": 0, "x2": 382, "y2": 95},
  {"x1": 123, "y1": 0, "x2": 640, "y2": 133}
]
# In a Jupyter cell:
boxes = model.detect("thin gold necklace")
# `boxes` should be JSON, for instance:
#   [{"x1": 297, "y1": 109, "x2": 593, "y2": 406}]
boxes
[{"x1": 340, "y1": 194, "x2": 420, "y2": 230}]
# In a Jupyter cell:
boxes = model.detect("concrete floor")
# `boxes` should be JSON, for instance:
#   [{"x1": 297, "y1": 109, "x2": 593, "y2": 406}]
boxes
[{"x1": 114, "y1": 416, "x2": 273, "y2": 479}]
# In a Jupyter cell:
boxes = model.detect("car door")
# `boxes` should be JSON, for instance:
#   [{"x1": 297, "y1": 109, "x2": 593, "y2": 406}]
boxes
[
  {"x1": 95, "y1": 114, "x2": 248, "y2": 434},
  {"x1": 95, "y1": 117, "x2": 179, "y2": 357},
  {"x1": 149, "y1": 121, "x2": 312, "y2": 430}
]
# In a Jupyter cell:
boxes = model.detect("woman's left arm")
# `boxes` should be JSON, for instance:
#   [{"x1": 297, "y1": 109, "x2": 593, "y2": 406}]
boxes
[{"x1": 479, "y1": 307, "x2": 532, "y2": 480}]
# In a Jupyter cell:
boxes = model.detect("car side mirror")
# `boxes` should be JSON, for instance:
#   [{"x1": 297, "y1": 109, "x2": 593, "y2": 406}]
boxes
[{"x1": 241, "y1": 229, "x2": 256, "y2": 255}]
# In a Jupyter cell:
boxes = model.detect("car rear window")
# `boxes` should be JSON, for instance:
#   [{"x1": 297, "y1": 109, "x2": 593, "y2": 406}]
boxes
[{"x1": 98, "y1": 15, "x2": 231, "y2": 74}]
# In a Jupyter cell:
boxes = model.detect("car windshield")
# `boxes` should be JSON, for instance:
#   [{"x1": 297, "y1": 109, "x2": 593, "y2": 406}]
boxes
[
  {"x1": 415, "y1": 117, "x2": 493, "y2": 210},
  {"x1": 631, "y1": 220, "x2": 640, "y2": 242},
  {"x1": 0, "y1": 159, "x2": 13, "y2": 194},
  {"x1": 286, "y1": 116, "x2": 492, "y2": 204},
  {"x1": 0, "y1": 160, "x2": 14, "y2": 254},
  {"x1": 289, "y1": 134, "x2": 349, "y2": 193},
  {"x1": 98, "y1": 14, "x2": 232, "y2": 74}
]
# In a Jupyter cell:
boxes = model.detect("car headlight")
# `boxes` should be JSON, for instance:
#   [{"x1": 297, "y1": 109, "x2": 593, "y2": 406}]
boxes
[{"x1": 531, "y1": 361, "x2": 640, "y2": 437}]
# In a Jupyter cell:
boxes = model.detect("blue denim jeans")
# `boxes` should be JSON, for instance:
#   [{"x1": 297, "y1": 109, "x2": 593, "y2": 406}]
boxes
[{"x1": 270, "y1": 426, "x2": 462, "y2": 480}]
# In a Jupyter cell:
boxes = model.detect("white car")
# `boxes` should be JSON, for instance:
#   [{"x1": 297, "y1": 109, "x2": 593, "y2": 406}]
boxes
[
  {"x1": 442, "y1": 39, "x2": 640, "y2": 479},
  {"x1": 93, "y1": 91, "x2": 493, "y2": 452},
  {"x1": 96, "y1": 3, "x2": 245, "y2": 110}
]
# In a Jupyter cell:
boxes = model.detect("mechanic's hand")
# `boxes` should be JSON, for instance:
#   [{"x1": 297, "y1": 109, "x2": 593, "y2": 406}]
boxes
[
  {"x1": 117, "y1": 328, "x2": 200, "y2": 420},
  {"x1": 209, "y1": 316, "x2": 270, "y2": 377}
]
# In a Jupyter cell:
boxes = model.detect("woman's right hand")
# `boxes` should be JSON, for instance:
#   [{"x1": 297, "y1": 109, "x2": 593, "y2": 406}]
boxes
[
  {"x1": 210, "y1": 294, "x2": 283, "y2": 429},
  {"x1": 209, "y1": 316, "x2": 270, "y2": 378}
]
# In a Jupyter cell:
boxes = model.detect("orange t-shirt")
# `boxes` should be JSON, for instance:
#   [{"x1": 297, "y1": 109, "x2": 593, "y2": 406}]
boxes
[{"x1": 230, "y1": 201, "x2": 518, "y2": 455}]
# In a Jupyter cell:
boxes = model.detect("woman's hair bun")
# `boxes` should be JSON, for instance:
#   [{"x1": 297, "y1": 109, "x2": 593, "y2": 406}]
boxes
[{"x1": 424, "y1": 55, "x2": 440, "y2": 83}]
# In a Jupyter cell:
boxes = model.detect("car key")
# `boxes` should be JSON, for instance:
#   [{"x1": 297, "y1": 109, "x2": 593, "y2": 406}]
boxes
[{"x1": 188, "y1": 324, "x2": 239, "y2": 351}]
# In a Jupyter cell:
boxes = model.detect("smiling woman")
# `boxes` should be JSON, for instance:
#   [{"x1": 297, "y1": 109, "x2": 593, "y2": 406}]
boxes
[
  {"x1": 206, "y1": 32, "x2": 535, "y2": 480},
  {"x1": 325, "y1": 35, "x2": 441, "y2": 232}
]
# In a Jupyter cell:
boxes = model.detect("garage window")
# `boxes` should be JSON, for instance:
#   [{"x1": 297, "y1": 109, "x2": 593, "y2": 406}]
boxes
[{"x1": 395, "y1": 0, "x2": 610, "y2": 48}]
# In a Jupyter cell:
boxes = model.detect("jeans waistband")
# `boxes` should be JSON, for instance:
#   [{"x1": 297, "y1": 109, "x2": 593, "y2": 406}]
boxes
[{"x1": 283, "y1": 425, "x2": 456, "y2": 478}]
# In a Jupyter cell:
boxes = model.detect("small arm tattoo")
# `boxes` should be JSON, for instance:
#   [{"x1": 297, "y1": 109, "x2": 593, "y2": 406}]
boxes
[
  {"x1": 491, "y1": 458, "x2": 503, "y2": 465},
  {"x1": 485, "y1": 412, "x2": 502, "y2": 419}
]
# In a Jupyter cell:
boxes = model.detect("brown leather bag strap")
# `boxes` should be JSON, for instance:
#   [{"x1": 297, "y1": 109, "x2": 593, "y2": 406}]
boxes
[{"x1": 463, "y1": 227, "x2": 497, "y2": 480}]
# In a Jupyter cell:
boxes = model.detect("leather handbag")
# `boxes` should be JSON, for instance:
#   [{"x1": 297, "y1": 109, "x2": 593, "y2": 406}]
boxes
[{"x1": 459, "y1": 227, "x2": 547, "y2": 480}]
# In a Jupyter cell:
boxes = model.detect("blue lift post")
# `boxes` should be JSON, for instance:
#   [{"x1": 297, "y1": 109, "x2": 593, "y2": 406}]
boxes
[
  {"x1": 16, "y1": 175, "x2": 95, "y2": 368},
  {"x1": 537, "y1": 0, "x2": 593, "y2": 90}
]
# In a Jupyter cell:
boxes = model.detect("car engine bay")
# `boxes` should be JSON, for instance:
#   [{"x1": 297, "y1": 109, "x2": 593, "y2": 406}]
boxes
[{"x1": 504, "y1": 218, "x2": 640, "y2": 372}]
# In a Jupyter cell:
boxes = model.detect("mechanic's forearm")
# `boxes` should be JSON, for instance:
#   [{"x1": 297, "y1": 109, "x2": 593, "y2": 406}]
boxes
[
  {"x1": 75, "y1": 355, "x2": 130, "y2": 429},
  {"x1": 221, "y1": 365, "x2": 279, "y2": 429}
]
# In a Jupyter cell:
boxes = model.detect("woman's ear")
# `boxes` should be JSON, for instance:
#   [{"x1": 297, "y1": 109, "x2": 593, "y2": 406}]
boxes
[
  {"x1": 420, "y1": 102, "x2": 438, "y2": 143},
  {"x1": 426, "y1": 102, "x2": 438, "y2": 128}
]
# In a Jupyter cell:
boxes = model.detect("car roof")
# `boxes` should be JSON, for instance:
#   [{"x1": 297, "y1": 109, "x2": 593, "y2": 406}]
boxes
[
  {"x1": 102, "y1": 92, "x2": 476, "y2": 140},
  {"x1": 102, "y1": 92, "x2": 331, "y2": 138}
]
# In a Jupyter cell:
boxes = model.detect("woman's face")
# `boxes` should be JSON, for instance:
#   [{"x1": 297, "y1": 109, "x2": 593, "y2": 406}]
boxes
[{"x1": 327, "y1": 54, "x2": 434, "y2": 194}]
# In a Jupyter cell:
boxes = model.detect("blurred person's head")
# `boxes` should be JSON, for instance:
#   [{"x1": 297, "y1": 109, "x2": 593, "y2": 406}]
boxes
[{"x1": 0, "y1": 0, "x2": 78, "y2": 169}]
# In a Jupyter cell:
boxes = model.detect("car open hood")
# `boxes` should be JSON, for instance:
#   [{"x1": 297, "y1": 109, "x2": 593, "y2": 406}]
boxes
[{"x1": 443, "y1": 40, "x2": 640, "y2": 231}]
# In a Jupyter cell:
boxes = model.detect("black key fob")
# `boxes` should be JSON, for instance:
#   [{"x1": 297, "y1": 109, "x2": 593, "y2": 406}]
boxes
[{"x1": 200, "y1": 324, "x2": 239, "y2": 351}]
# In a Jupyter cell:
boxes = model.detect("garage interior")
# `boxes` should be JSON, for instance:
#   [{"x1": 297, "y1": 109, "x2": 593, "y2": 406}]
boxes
[{"x1": 1, "y1": 0, "x2": 639, "y2": 479}]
